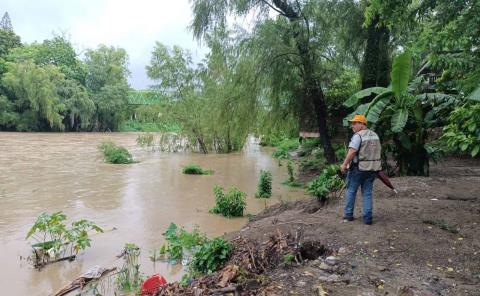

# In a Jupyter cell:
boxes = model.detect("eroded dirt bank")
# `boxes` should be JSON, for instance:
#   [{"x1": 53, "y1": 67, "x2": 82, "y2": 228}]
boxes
[{"x1": 157, "y1": 158, "x2": 480, "y2": 295}]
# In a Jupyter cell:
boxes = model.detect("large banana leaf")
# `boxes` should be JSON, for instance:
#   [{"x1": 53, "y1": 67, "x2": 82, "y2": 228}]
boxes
[
  {"x1": 365, "y1": 90, "x2": 393, "y2": 124},
  {"x1": 407, "y1": 75, "x2": 424, "y2": 93},
  {"x1": 468, "y1": 85, "x2": 480, "y2": 101},
  {"x1": 391, "y1": 51, "x2": 412, "y2": 98},
  {"x1": 391, "y1": 108, "x2": 409, "y2": 133},
  {"x1": 343, "y1": 87, "x2": 389, "y2": 107}
]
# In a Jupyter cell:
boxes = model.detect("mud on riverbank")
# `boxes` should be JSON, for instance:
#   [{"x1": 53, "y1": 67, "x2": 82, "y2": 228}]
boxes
[{"x1": 157, "y1": 158, "x2": 480, "y2": 295}]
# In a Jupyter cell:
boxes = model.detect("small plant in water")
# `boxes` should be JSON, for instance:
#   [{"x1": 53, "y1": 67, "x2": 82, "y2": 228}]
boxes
[
  {"x1": 99, "y1": 141, "x2": 135, "y2": 164},
  {"x1": 160, "y1": 223, "x2": 206, "y2": 260},
  {"x1": 182, "y1": 164, "x2": 213, "y2": 175},
  {"x1": 116, "y1": 243, "x2": 143, "y2": 294},
  {"x1": 158, "y1": 223, "x2": 232, "y2": 287},
  {"x1": 210, "y1": 185, "x2": 246, "y2": 218},
  {"x1": 287, "y1": 160, "x2": 295, "y2": 182},
  {"x1": 255, "y1": 170, "x2": 272, "y2": 198},
  {"x1": 282, "y1": 161, "x2": 303, "y2": 187},
  {"x1": 26, "y1": 212, "x2": 103, "y2": 268},
  {"x1": 136, "y1": 133, "x2": 155, "y2": 150}
]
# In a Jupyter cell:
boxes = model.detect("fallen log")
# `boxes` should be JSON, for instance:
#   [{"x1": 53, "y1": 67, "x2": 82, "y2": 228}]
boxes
[
  {"x1": 34, "y1": 255, "x2": 76, "y2": 269},
  {"x1": 53, "y1": 266, "x2": 117, "y2": 296}
]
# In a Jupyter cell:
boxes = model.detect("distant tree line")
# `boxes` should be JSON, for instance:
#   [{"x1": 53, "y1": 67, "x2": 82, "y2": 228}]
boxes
[{"x1": 0, "y1": 12, "x2": 130, "y2": 131}]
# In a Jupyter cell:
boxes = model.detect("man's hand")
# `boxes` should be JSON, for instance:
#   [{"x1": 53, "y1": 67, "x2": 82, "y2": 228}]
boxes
[{"x1": 341, "y1": 148, "x2": 357, "y2": 174}]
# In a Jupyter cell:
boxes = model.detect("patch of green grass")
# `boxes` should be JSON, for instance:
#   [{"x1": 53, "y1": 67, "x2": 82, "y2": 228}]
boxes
[
  {"x1": 182, "y1": 164, "x2": 213, "y2": 175},
  {"x1": 422, "y1": 219, "x2": 459, "y2": 234}
]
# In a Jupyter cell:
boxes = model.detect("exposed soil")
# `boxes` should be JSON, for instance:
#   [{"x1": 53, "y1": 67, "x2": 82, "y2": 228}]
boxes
[{"x1": 158, "y1": 157, "x2": 480, "y2": 295}]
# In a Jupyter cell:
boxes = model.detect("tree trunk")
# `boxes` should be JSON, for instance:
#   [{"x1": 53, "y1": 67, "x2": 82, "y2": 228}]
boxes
[
  {"x1": 361, "y1": 15, "x2": 391, "y2": 89},
  {"x1": 310, "y1": 85, "x2": 336, "y2": 163},
  {"x1": 274, "y1": 0, "x2": 336, "y2": 163},
  {"x1": 295, "y1": 29, "x2": 336, "y2": 163}
]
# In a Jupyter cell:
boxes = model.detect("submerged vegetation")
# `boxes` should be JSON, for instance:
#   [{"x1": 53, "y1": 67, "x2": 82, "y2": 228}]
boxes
[
  {"x1": 26, "y1": 212, "x2": 103, "y2": 268},
  {"x1": 98, "y1": 141, "x2": 135, "y2": 164},
  {"x1": 210, "y1": 185, "x2": 246, "y2": 218},
  {"x1": 116, "y1": 243, "x2": 143, "y2": 294},
  {"x1": 182, "y1": 164, "x2": 213, "y2": 175},
  {"x1": 255, "y1": 170, "x2": 272, "y2": 198},
  {"x1": 159, "y1": 223, "x2": 231, "y2": 285}
]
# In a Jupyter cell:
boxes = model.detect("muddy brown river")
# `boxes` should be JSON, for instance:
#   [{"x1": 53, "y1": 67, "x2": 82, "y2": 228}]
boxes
[{"x1": 0, "y1": 132, "x2": 305, "y2": 295}]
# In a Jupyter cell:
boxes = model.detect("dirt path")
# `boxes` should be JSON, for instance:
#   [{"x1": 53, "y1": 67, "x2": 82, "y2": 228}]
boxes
[{"x1": 158, "y1": 158, "x2": 480, "y2": 295}]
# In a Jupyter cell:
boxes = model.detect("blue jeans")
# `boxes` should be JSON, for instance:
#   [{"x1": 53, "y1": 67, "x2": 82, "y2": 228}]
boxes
[{"x1": 344, "y1": 166, "x2": 376, "y2": 224}]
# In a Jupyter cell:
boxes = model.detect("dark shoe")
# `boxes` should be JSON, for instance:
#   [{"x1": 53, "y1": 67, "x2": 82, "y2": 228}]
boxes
[
  {"x1": 363, "y1": 220, "x2": 372, "y2": 225},
  {"x1": 343, "y1": 216, "x2": 354, "y2": 222}
]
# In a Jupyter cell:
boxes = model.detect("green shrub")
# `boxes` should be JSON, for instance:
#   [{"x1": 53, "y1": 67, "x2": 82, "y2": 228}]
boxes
[
  {"x1": 333, "y1": 143, "x2": 347, "y2": 160},
  {"x1": 298, "y1": 138, "x2": 321, "y2": 156},
  {"x1": 300, "y1": 151, "x2": 327, "y2": 172},
  {"x1": 99, "y1": 141, "x2": 135, "y2": 164},
  {"x1": 307, "y1": 165, "x2": 345, "y2": 202},
  {"x1": 26, "y1": 212, "x2": 103, "y2": 267},
  {"x1": 182, "y1": 164, "x2": 213, "y2": 175},
  {"x1": 272, "y1": 138, "x2": 300, "y2": 159},
  {"x1": 116, "y1": 243, "x2": 143, "y2": 294},
  {"x1": 190, "y1": 237, "x2": 231, "y2": 274},
  {"x1": 210, "y1": 186, "x2": 246, "y2": 218},
  {"x1": 161, "y1": 223, "x2": 206, "y2": 260},
  {"x1": 255, "y1": 170, "x2": 272, "y2": 198},
  {"x1": 441, "y1": 103, "x2": 480, "y2": 157}
]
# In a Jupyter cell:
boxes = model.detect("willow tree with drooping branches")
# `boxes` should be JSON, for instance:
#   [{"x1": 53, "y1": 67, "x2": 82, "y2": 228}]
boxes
[{"x1": 190, "y1": 0, "x2": 359, "y2": 163}]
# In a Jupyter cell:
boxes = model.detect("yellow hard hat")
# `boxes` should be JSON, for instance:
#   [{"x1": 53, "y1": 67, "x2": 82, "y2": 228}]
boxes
[{"x1": 348, "y1": 114, "x2": 367, "y2": 125}]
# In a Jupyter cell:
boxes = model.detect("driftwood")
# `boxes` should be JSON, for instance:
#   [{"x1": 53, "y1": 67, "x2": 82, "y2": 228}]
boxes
[
  {"x1": 34, "y1": 255, "x2": 76, "y2": 269},
  {"x1": 53, "y1": 266, "x2": 117, "y2": 296}
]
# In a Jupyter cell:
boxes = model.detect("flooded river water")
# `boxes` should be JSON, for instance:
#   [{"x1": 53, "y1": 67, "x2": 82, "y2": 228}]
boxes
[{"x1": 0, "y1": 132, "x2": 305, "y2": 295}]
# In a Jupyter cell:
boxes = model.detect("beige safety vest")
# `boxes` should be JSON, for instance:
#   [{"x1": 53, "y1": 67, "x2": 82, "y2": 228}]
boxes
[{"x1": 356, "y1": 129, "x2": 382, "y2": 172}]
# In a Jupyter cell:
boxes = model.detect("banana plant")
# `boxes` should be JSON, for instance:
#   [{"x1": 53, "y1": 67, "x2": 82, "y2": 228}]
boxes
[{"x1": 344, "y1": 51, "x2": 458, "y2": 175}]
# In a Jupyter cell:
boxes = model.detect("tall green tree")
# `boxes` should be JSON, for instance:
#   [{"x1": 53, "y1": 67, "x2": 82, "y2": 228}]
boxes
[
  {"x1": 190, "y1": 0, "x2": 342, "y2": 162},
  {"x1": 84, "y1": 45, "x2": 130, "y2": 131},
  {"x1": 415, "y1": 0, "x2": 480, "y2": 94},
  {"x1": 201, "y1": 29, "x2": 259, "y2": 152},
  {"x1": 2, "y1": 61, "x2": 65, "y2": 131},
  {"x1": 147, "y1": 42, "x2": 210, "y2": 153},
  {"x1": 0, "y1": 12, "x2": 13, "y2": 31},
  {"x1": 36, "y1": 35, "x2": 87, "y2": 85},
  {"x1": 0, "y1": 29, "x2": 21, "y2": 58},
  {"x1": 57, "y1": 79, "x2": 95, "y2": 130}
]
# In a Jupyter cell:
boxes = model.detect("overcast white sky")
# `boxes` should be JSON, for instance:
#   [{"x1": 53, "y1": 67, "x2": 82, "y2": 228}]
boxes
[{"x1": 1, "y1": 0, "x2": 208, "y2": 89}]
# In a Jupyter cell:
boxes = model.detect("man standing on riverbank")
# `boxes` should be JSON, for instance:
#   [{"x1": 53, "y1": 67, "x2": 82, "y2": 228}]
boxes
[{"x1": 340, "y1": 114, "x2": 382, "y2": 225}]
